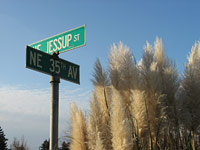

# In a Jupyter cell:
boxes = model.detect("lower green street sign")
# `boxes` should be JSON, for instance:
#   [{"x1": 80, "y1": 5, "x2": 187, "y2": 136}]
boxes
[{"x1": 26, "y1": 46, "x2": 80, "y2": 84}]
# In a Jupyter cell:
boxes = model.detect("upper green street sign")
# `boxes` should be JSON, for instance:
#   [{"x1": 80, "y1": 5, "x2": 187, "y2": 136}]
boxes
[
  {"x1": 29, "y1": 25, "x2": 86, "y2": 54},
  {"x1": 26, "y1": 46, "x2": 80, "y2": 84}
]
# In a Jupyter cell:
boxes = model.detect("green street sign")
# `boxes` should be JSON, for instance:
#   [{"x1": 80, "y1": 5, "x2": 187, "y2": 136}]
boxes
[
  {"x1": 26, "y1": 46, "x2": 80, "y2": 84},
  {"x1": 29, "y1": 25, "x2": 86, "y2": 54}
]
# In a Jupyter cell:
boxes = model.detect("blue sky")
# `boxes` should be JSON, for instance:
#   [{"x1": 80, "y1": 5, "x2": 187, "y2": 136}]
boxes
[{"x1": 0, "y1": 1, "x2": 200, "y2": 149}]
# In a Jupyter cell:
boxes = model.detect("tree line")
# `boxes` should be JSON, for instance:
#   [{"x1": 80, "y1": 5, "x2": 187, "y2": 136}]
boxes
[{"x1": 0, "y1": 126, "x2": 69, "y2": 150}]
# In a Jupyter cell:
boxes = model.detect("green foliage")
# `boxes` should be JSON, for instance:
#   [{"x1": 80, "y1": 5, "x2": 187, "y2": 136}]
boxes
[
  {"x1": 0, "y1": 126, "x2": 8, "y2": 150},
  {"x1": 40, "y1": 139, "x2": 49, "y2": 150},
  {"x1": 61, "y1": 141, "x2": 70, "y2": 150}
]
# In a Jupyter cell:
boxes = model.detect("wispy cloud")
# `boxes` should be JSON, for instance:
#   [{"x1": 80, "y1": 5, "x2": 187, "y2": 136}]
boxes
[{"x1": 0, "y1": 85, "x2": 90, "y2": 150}]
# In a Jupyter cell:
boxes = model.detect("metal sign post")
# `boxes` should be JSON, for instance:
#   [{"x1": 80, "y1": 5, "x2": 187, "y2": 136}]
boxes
[{"x1": 50, "y1": 75, "x2": 60, "y2": 150}]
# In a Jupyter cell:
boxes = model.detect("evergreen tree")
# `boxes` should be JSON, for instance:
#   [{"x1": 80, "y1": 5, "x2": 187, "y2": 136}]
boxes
[
  {"x1": 0, "y1": 126, "x2": 8, "y2": 150},
  {"x1": 61, "y1": 141, "x2": 70, "y2": 150},
  {"x1": 40, "y1": 139, "x2": 49, "y2": 150}
]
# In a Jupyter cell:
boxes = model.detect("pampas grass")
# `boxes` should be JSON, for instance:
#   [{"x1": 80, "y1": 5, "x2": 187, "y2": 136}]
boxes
[
  {"x1": 111, "y1": 88, "x2": 133, "y2": 150},
  {"x1": 179, "y1": 42, "x2": 200, "y2": 150},
  {"x1": 68, "y1": 39, "x2": 200, "y2": 150},
  {"x1": 70, "y1": 103, "x2": 87, "y2": 150},
  {"x1": 89, "y1": 59, "x2": 112, "y2": 150}
]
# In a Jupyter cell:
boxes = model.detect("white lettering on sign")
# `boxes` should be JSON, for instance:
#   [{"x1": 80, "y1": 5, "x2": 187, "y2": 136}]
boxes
[
  {"x1": 47, "y1": 40, "x2": 53, "y2": 53},
  {"x1": 74, "y1": 34, "x2": 80, "y2": 42},
  {"x1": 33, "y1": 44, "x2": 41, "y2": 50},
  {"x1": 30, "y1": 51, "x2": 43, "y2": 69},
  {"x1": 53, "y1": 39, "x2": 58, "y2": 52},
  {"x1": 47, "y1": 34, "x2": 72, "y2": 53},
  {"x1": 30, "y1": 51, "x2": 36, "y2": 66},
  {"x1": 37, "y1": 54, "x2": 42, "y2": 68},
  {"x1": 61, "y1": 62, "x2": 66, "y2": 70},
  {"x1": 68, "y1": 66, "x2": 77, "y2": 79},
  {"x1": 66, "y1": 34, "x2": 72, "y2": 47},
  {"x1": 49, "y1": 58, "x2": 61, "y2": 74},
  {"x1": 58, "y1": 37, "x2": 62, "y2": 50}
]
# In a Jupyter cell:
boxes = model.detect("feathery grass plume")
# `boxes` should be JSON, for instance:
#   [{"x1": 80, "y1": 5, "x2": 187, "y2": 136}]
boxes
[
  {"x1": 150, "y1": 38, "x2": 179, "y2": 124},
  {"x1": 140, "y1": 41, "x2": 154, "y2": 72},
  {"x1": 140, "y1": 41, "x2": 163, "y2": 124},
  {"x1": 154, "y1": 38, "x2": 180, "y2": 149},
  {"x1": 87, "y1": 93, "x2": 103, "y2": 150},
  {"x1": 138, "y1": 41, "x2": 155, "y2": 91},
  {"x1": 180, "y1": 42, "x2": 200, "y2": 150},
  {"x1": 130, "y1": 89, "x2": 148, "y2": 149},
  {"x1": 111, "y1": 87, "x2": 133, "y2": 150},
  {"x1": 136, "y1": 41, "x2": 155, "y2": 149},
  {"x1": 162, "y1": 66, "x2": 180, "y2": 150},
  {"x1": 131, "y1": 90, "x2": 148, "y2": 137},
  {"x1": 140, "y1": 39, "x2": 179, "y2": 149},
  {"x1": 162, "y1": 65, "x2": 180, "y2": 122},
  {"x1": 91, "y1": 58, "x2": 110, "y2": 87},
  {"x1": 108, "y1": 41, "x2": 138, "y2": 90},
  {"x1": 154, "y1": 37, "x2": 180, "y2": 131},
  {"x1": 91, "y1": 59, "x2": 111, "y2": 119},
  {"x1": 70, "y1": 103, "x2": 87, "y2": 150},
  {"x1": 187, "y1": 42, "x2": 200, "y2": 66},
  {"x1": 154, "y1": 37, "x2": 164, "y2": 68},
  {"x1": 95, "y1": 132, "x2": 105, "y2": 150},
  {"x1": 90, "y1": 59, "x2": 112, "y2": 150},
  {"x1": 108, "y1": 42, "x2": 139, "y2": 134}
]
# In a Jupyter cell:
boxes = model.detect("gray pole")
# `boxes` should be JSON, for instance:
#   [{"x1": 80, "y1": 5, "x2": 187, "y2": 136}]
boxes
[{"x1": 50, "y1": 75, "x2": 60, "y2": 150}]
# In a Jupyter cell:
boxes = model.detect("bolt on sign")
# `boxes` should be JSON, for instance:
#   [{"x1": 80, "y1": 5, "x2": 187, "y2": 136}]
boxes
[
  {"x1": 26, "y1": 46, "x2": 80, "y2": 84},
  {"x1": 29, "y1": 25, "x2": 86, "y2": 54}
]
